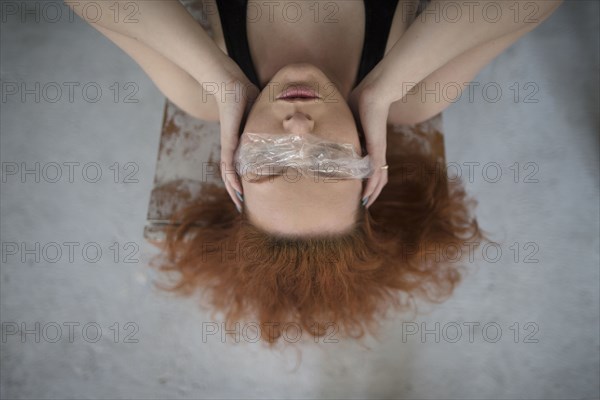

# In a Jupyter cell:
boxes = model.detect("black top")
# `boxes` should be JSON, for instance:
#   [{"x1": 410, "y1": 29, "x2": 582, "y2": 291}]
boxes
[{"x1": 215, "y1": 0, "x2": 401, "y2": 89}]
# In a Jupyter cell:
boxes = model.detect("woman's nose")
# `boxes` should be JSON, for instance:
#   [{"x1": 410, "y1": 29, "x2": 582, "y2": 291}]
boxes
[{"x1": 282, "y1": 112, "x2": 315, "y2": 134}]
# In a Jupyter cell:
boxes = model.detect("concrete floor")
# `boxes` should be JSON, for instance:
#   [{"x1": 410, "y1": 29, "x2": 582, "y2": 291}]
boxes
[{"x1": 1, "y1": 1, "x2": 598, "y2": 399}]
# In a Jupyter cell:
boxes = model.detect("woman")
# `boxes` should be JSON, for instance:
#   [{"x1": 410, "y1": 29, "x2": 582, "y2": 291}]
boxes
[{"x1": 69, "y1": 0, "x2": 562, "y2": 344}]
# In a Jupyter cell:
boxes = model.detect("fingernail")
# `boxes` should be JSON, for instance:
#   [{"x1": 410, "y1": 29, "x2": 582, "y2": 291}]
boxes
[
  {"x1": 361, "y1": 196, "x2": 369, "y2": 207},
  {"x1": 236, "y1": 204, "x2": 242, "y2": 213},
  {"x1": 235, "y1": 190, "x2": 244, "y2": 202}
]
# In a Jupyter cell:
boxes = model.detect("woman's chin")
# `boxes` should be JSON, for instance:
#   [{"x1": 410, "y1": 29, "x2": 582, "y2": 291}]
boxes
[{"x1": 269, "y1": 63, "x2": 334, "y2": 91}]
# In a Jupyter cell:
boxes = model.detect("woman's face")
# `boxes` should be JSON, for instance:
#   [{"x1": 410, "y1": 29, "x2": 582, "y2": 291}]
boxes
[{"x1": 238, "y1": 63, "x2": 363, "y2": 236}]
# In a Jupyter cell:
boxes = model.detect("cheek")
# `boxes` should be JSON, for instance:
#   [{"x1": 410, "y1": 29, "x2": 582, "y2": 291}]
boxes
[
  {"x1": 320, "y1": 130, "x2": 357, "y2": 148},
  {"x1": 244, "y1": 111, "x2": 278, "y2": 133},
  {"x1": 317, "y1": 116, "x2": 360, "y2": 145}
]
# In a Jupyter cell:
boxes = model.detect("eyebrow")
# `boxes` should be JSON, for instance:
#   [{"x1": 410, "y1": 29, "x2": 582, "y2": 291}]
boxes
[
  {"x1": 243, "y1": 174, "x2": 285, "y2": 184},
  {"x1": 242, "y1": 169, "x2": 359, "y2": 184}
]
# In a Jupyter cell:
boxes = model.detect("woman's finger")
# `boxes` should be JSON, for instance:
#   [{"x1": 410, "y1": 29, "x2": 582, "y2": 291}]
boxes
[
  {"x1": 361, "y1": 171, "x2": 380, "y2": 200},
  {"x1": 362, "y1": 169, "x2": 387, "y2": 206},
  {"x1": 222, "y1": 173, "x2": 243, "y2": 211},
  {"x1": 365, "y1": 172, "x2": 388, "y2": 208},
  {"x1": 220, "y1": 154, "x2": 243, "y2": 193},
  {"x1": 358, "y1": 96, "x2": 389, "y2": 208},
  {"x1": 218, "y1": 107, "x2": 245, "y2": 193},
  {"x1": 218, "y1": 82, "x2": 258, "y2": 189}
]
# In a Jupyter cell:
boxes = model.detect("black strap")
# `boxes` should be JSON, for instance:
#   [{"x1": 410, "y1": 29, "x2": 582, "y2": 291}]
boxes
[
  {"x1": 355, "y1": 0, "x2": 399, "y2": 87},
  {"x1": 214, "y1": 0, "x2": 260, "y2": 87},
  {"x1": 215, "y1": 0, "x2": 400, "y2": 89}
]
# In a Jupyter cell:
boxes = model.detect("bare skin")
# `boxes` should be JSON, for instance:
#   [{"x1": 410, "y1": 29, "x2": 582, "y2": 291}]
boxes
[
  {"x1": 206, "y1": 0, "x2": 414, "y2": 97},
  {"x1": 67, "y1": 0, "x2": 563, "y2": 234},
  {"x1": 239, "y1": 63, "x2": 364, "y2": 236}
]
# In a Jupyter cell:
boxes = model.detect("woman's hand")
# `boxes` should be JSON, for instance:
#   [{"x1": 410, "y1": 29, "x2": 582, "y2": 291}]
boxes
[
  {"x1": 67, "y1": 0, "x2": 262, "y2": 211},
  {"x1": 349, "y1": 79, "x2": 392, "y2": 209},
  {"x1": 204, "y1": 57, "x2": 259, "y2": 212}
]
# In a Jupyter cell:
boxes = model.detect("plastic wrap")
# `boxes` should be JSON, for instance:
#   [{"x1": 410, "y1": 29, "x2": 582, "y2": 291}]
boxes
[{"x1": 234, "y1": 132, "x2": 372, "y2": 180}]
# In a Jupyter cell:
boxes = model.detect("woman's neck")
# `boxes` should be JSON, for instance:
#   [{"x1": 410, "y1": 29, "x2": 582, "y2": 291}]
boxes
[{"x1": 246, "y1": 1, "x2": 366, "y2": 100}]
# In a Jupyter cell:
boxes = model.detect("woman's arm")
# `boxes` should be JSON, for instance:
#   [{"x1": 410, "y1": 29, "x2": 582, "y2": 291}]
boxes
[
  {"x1": 65, "y1": 0, "x2": 226, "y2": 119},
  {"x1": 387, "y1": 23, "x2": 535, "y2": 125},
  {"x1": 66, "y1": 0, "x2": 258, "y2": 209},
  {"x1": 90, "y1": 23, "x2": 219, "y2": 120},
  {"x1": 349, "y1": 0, "x2": 563, "y2": 207},
  {"x1": 366, "y1": 0, "x2": 564, "y2": 106},
  {"x1": 65, "y1": 0, "x2": 227, "y2": 83}
]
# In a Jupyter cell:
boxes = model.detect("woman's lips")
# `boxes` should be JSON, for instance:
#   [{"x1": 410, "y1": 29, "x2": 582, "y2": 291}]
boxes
[{"x1": 276, "y1": 85, "x2": 320, "y2": 101}]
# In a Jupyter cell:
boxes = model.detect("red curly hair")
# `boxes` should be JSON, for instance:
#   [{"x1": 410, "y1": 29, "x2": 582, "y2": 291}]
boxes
[{"x1": 150, "y1": 129, "x2": 485, "y2": 346}]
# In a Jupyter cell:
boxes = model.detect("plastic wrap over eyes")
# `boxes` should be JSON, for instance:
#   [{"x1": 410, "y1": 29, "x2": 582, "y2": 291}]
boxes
[{"x1": 234, "y1": 132, "x2": 372, "y2": 179}]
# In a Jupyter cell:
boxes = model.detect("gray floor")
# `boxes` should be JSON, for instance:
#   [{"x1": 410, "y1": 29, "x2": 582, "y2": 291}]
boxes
[{"x1": 1, "y1": 1, "x2": 598, "y2": 399}]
